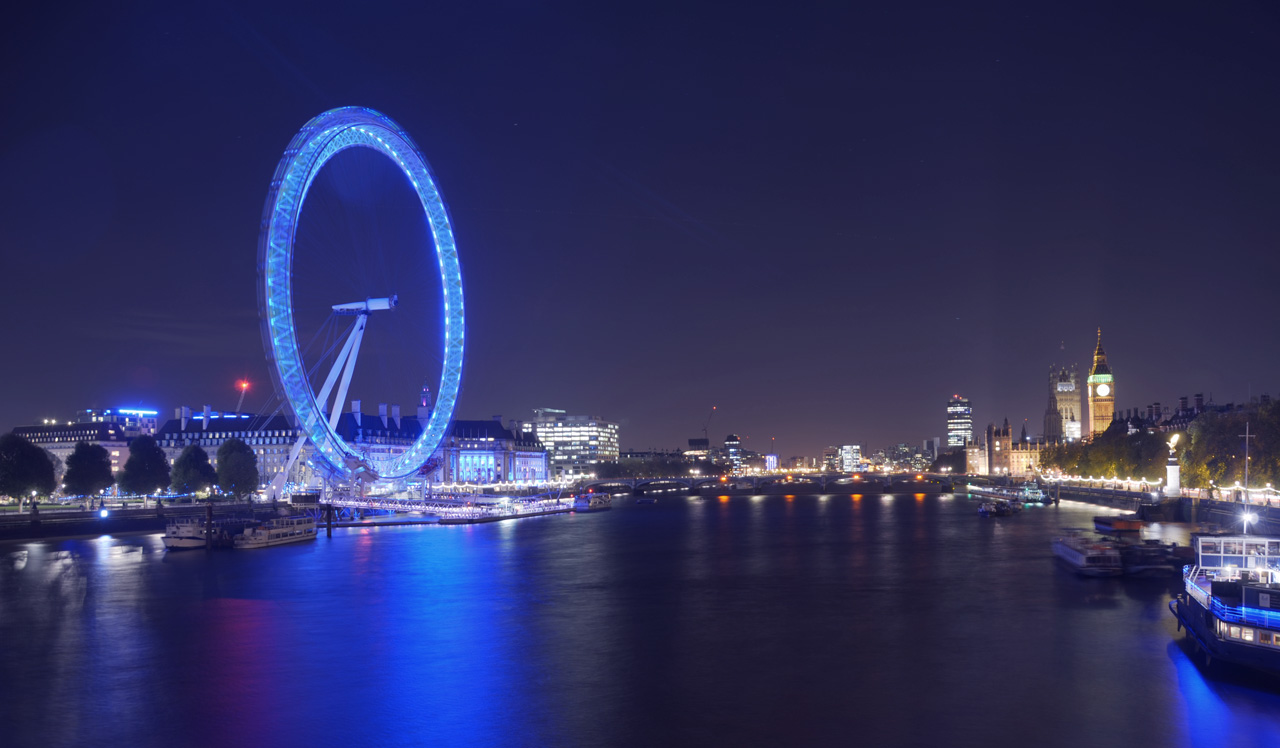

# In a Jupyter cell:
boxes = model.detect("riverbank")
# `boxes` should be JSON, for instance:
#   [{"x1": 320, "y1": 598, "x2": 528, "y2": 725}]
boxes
[{"x1": 0, "y1": 503, "x2": 269, "y2": 543}]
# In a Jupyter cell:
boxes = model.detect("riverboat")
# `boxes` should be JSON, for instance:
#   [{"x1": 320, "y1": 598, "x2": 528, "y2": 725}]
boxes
[
  {"x1": 1094, "y1": 514, "x2": 1145, "y2": 534},
  {"x1": 1169, "y1": 534, "x2": 1280, "y2": 677},
  {"x1": 1052, "y1": 529, "x2": 1123, "y2": 576},
  {"x1": 978, "y1": 500, "x2": 1018, "y2": 517},
  {"x1": 1019, "y1": 482, "x2": 1047, "y2": 504},
  {"x1": 1115, "y1": 538, "x2": 1186, "y2": 577},
  {"x1": 162, "y1": 517, "x2": 208, "y2": 550},
  {"x1": 233, "y1": 516, "x2": 317, "y2": 549},
  {"x1": 968, "y1": 482, "x2": 1048, "y2": 506},
  {"x1": 162, "y1": 516, "x2": 256, "y2": 550},
  {"x1": 574, "y1": 494, "x2": 613, "y2": 511}
]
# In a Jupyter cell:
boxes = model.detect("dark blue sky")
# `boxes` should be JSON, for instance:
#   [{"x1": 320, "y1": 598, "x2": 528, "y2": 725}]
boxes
[{"x1": 2, "y1": 1, "x2": 1278, "y2": 457}]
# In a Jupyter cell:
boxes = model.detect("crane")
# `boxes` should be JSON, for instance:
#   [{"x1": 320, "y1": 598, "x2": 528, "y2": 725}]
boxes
[
  {"x1": 234, "y1": 379, "x2": 250, "y2": 414},
  {"x1": 702, "y1": 405, "x2": 717, "y2": 443}
]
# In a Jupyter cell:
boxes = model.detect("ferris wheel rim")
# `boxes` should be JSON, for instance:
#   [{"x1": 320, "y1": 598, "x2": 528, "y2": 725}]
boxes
[{"x1": 256, "y1": 106, "x2": 464, "y2": 480}]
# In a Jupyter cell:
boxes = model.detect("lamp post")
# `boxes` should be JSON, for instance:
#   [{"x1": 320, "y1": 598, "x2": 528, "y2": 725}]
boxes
[{"x1": 1240, "y1": 422, "x2": 1254, "y2": 504}]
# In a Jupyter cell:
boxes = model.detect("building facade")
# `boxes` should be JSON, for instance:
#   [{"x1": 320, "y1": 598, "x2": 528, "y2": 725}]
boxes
[
  {"x1": 839, "y1": 444, "x2": 862, "y2": 472},
  {"x1": 433, "y1": 420, "x2": 548, "y2": 484},
  {"x1": 518, "y1": 408, "x2": 619, "y2": 477},
  {"x1": 1086, "y1": 329, "x2": 1116, "y2": 438},
  {"x1": 965, "y1": 441, "x2": 988, "y2": 475},
  {"x1": 724, "y1": 434, "x2": 743, "y2": 473},
  {"x1": 156, "y1": 405, "x2": 549, "y2": 490},
  {"x1": 156, "y1": 409, "x2": 308, "y2": 487},
  {"x1": 946, "y1": 395, "x2": 973, "y2": 447},
  {"x1": 985, "y1": 419, "x2": 1042, "y2": 477},
  {"x1": 12, "y1": 406, "x2": 161, "y2": 483},
  {"x1": 12, "y1": 421, "x2": 131, "y2": 478},
  {"x1": 76, "y1": 408, "x2": 159, "y2": 438}
]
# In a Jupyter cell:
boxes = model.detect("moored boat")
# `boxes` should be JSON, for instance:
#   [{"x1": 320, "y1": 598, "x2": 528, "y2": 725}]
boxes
[
  {"x1": 1094, "y1": 514, "x2": 1145, "y2": 534},
  {"x1": 1169, "y1": 534, "x2": 1280, "y2": 677},
  {"x1": 574, "y1": 493, "x2": 613, "y2": 511},
  {"x1": 979, "y1": 500, "x2": 1018, "y2": 517},
  {"x1": 162, "y1": 517, "x2": 208, "y2": 550},
  {"x1": 233, "y1": 516, "x2": 317, "y2": 549},
  {"x1": 162, "y1": 516, "x2": 256, "y2": 550},
  {"x1": 968, "y1": 482, "x2": 1048, "y2": 506},
  {"x1": 1115, "y1": 538, "x2": 1185, "y2": 577},
  {"x1": 1052, "y1": 529, "x2": 1123, "y2": 576},
  {"x1": 1019, "y1": 482, "x2": 1047, "y2": 504}
]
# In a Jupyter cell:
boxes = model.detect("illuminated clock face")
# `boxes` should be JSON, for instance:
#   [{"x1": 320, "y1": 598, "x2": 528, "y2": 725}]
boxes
[{"x1": 1096, "y1": 384, "x2": 1111, "y2": 397}]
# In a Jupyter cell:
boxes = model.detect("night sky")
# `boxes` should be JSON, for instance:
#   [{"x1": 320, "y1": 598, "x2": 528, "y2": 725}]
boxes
[{"x1": 3, "y1": 2, "x2": 1279, "y2": 458}]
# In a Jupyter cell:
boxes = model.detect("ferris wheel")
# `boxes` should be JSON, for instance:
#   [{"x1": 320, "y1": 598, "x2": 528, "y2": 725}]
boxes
[{"x1": 257, "y1": 107, "x2": 464, "y2": 494}]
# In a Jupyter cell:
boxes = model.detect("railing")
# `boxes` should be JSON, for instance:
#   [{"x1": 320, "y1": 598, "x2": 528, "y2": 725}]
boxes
[
  {"x1": 1185, "y1": 565, "x2": 1280, "y2": 629},
  {"x1": 1210, "y1": 598, "x2": 1280, "y2": 630},
  {"x1": 1181, "y1": 487, "x2": 1280, "y2": 508},
  {"x1": 1185, "y1": 567, "x2": 1211, "y2": 608}
]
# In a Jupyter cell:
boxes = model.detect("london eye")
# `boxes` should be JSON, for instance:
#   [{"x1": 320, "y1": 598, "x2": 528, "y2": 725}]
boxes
[{"x1": 257, "y1": 106, "x2": 464, "y2": 491}]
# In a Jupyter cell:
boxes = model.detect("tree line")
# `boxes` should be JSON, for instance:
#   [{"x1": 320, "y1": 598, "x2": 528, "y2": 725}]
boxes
[
  {"x1": 1038, "y1": 399, "x2": 1280, "y2": 491},
  {"x1": 0, "y1": 433, "x2": 261, "y2": 501}
]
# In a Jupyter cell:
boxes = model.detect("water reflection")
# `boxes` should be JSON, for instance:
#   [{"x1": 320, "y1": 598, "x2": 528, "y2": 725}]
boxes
[{"x1": 3, "y1": 499, "x2": 1280, "y2": 747}]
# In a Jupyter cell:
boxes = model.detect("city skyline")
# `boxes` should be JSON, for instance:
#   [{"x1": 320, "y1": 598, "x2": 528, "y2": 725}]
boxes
[{"x1": 3, "y1": 3, "x2": 1280, "y2": 458}]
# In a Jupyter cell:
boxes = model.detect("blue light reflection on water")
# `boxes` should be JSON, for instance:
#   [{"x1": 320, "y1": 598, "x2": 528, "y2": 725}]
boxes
[{"x1": 3, "y1": 497, "x2": 1280, "y2": 747}]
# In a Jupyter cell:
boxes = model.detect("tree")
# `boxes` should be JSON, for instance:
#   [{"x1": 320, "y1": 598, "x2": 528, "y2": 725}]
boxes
[
  {"x1": 170, "y1": 445, "x2": 217, "y2": 494},
  {"x1": 0, "y1": 433, "x2": 56, "y2": 498},
  {"x1": 64, "y1": 442, "x2": 115, "y2": 497},
  {"x1": 930, "y1": 448, "x2": 967, "y2": 474},
  {"x1": 217, "y1": 439, "x2": 259, "y2": 499},
  {"x1": 118, "y1": 435, "x2": 171, "y2": 496},
  {"x1": 1040, "y1": 427, "x2": 1174, "y2": 483}
]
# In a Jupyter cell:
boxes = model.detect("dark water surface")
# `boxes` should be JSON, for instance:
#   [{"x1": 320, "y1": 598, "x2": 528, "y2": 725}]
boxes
[{"x1": 3, "y1": 495, "x2": 1279, "y2": 747}]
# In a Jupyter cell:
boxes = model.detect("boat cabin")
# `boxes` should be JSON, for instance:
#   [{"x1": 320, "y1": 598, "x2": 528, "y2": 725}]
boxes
[{"x1": 1194, "y1": 535, "x2": 1280, "y2": 581}]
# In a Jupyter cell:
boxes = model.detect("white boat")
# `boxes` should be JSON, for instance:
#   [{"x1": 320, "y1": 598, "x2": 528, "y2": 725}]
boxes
[
  {"x1": 162, "y1": 517, "x2": 207, "y2": 550},
  {"x1": 1019, "y1": 482, "x2": 1047, "y2": 504},
  {"x1": 233, "y1": 516, "x2": 317, "y2": 549},
  {"x1": 1052, "y1": 530, "x2": 1123, "y2": 577}
]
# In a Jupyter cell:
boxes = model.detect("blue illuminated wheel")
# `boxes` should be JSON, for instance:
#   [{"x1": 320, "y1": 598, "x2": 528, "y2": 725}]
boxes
[{"x1": 257, "y1": 106, "x2": 463, "y2": 480}]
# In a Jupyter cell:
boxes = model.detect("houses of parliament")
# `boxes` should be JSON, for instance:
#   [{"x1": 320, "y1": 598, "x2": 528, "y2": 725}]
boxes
[
  {"x1": 1045, "y1": 328, "x2": 1115, "y2": 442},
  {"x1": 968, "y1": 329, "x2": 1117, "y2": 476}
]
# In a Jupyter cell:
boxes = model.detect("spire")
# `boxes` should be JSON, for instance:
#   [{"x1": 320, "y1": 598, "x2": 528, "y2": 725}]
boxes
[
  {"x1": 417, "y1": 380, "x2": 434, "y2": 422},
  {"x1": 1091, "y1": 327, "x2": 1111, "y2": 376}
]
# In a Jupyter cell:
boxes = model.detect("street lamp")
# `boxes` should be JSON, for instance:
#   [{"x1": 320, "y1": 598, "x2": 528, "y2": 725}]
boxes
[{"x1": 1243, "y1": 511, "x2": 1258, "y2": 535}]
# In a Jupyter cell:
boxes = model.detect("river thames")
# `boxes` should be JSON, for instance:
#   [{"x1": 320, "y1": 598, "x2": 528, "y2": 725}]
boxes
[{"x1": 2, "y1": 494, "x2": 1278, "y2": 747}]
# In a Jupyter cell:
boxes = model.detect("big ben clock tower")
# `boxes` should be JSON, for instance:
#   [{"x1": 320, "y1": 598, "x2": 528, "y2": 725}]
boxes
[{"x1": 1086, "y1": 328, "x2": 1115, "y2": 437}]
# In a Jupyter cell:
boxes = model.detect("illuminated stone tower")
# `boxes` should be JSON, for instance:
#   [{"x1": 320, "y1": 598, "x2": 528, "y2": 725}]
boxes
[
  {"x1": 1086, "y1": 328, "x2": 1115, "y2": 438},
  {"x1": 1044, "y1": 366, "x2": 1082, "y2": 442}
]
